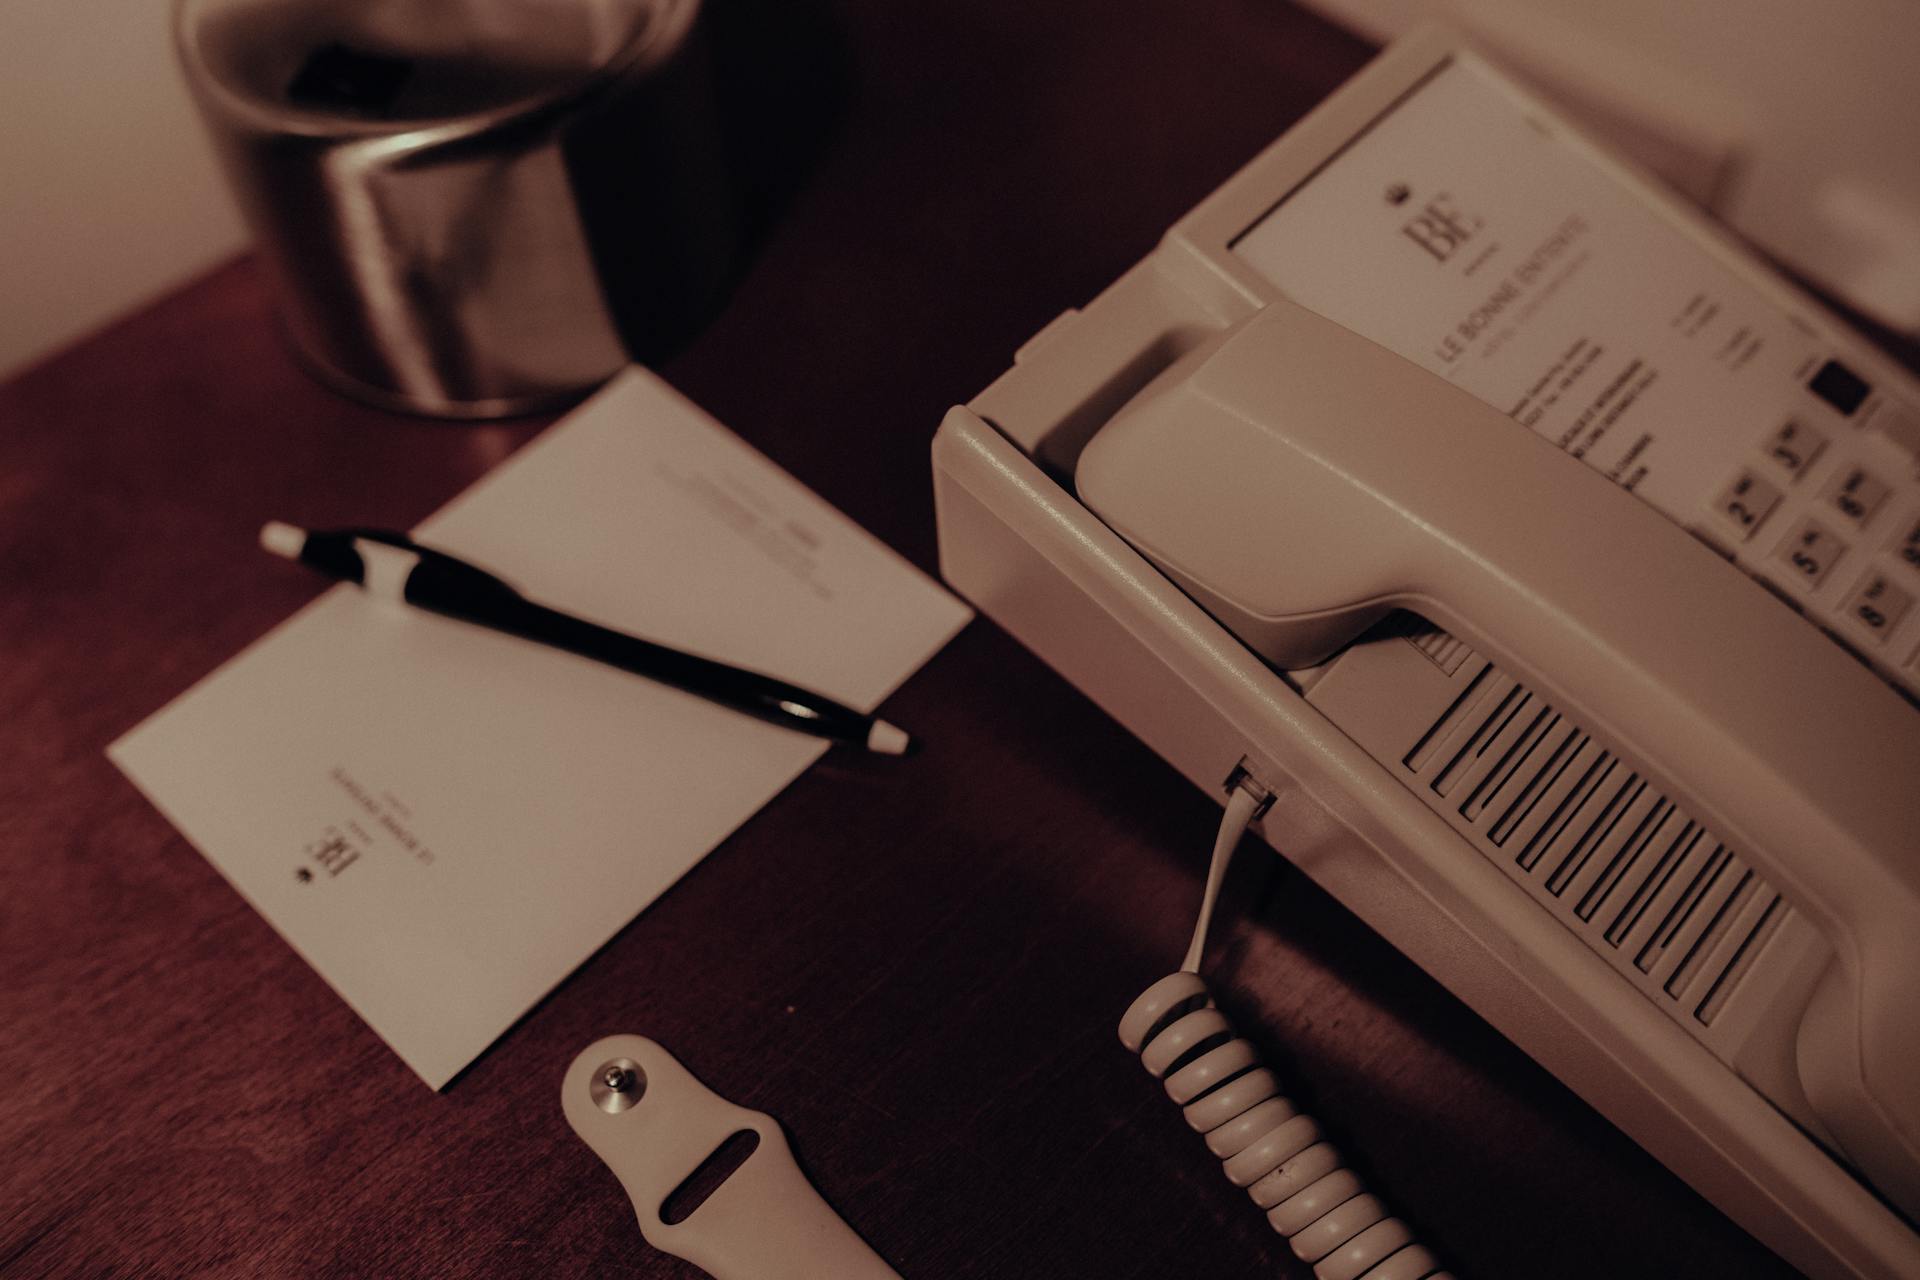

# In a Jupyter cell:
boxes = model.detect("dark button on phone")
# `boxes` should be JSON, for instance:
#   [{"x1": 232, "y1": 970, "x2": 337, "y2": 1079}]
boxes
[{"x1": 1808, "y1": 359, "x2": 1871, "y2": 416}]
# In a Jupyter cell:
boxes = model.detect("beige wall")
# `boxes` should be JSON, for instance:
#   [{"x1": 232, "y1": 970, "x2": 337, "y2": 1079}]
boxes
[{"x1": 0, "y1": 2, "x2": 246, "y2": 379}]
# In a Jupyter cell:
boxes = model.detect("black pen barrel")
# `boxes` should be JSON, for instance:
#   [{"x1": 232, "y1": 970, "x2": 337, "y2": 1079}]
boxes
[
  {"x1": 273, "y1": 526, "x2": 888, "y2": 749},
  {"x1": 476, "y1": 597, "x2": 869, "y2": 745}
]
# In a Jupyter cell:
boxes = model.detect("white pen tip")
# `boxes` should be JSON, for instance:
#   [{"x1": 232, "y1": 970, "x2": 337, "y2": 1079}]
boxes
[
  {"x1": 259, "y1": 520, "x2": 307, "y2": 560},
  {"x1": 866, "y1": 720, "x2": 912, "y2": 756}
]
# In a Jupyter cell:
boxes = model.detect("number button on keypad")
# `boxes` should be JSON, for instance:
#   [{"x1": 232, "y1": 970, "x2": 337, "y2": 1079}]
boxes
[
  {"x1": 1842, "y1": 571, "x2": 1913, "y2": 642},
  {"x1": 1892, "y1": 514, "x2": 1920, "y2": 575},
  {"x1": 1713, "y1": 469, "x2": 1782, "y2": 541},
  {"x1": 1762, "y1": 418, "x2": 1826, "y2": 480},
  {"x1": 1872, "y1": 401, "x2": 1920, "y2": 463},
  {"x1": 1824, "y1": 465, "x2": 1890, "y2": 528},
  {"x1": 1772, "y1": 518, "x2": 1847, "y2": 589}
]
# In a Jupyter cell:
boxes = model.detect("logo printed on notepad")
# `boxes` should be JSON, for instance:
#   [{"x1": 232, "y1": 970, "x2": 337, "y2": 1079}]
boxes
[{"x1": 301, "y1": 826, "x2": 362, "y2": 880}]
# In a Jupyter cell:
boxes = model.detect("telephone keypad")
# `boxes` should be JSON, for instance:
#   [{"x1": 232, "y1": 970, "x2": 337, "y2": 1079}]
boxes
[
  {"x1": 1823, "y1": 465, "x2": 1890, "y2": 529},
  {"x1": 1762, "y1": 418, "x2": 1825, "y2": 480},
  {"x1": 1772, "y1": 519, "x2": 1846, "y2": 589},
  {"x1": 1715, "y1": 400, "x2": 1920, "y2": 701},
  {"x1": 1713, "y1": 470, "x2": 1782, "y2": 540},
  {"x1": 1841, "y1": 571, "x2": 1912, "y2": 642}
]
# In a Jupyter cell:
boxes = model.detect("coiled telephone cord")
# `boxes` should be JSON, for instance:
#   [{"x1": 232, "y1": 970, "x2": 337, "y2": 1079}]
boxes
[{"x1": 1118, "y1": 785, "x2": 1453, "y2": 1280}]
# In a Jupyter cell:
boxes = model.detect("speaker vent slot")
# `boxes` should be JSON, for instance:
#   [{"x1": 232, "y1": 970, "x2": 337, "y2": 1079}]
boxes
[{"x1": 1391, "y1": 649, "x2": 1793, "y2": 1037}]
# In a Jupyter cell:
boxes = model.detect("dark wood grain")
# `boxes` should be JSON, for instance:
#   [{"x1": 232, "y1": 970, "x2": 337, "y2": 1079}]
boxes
[{"x1": 0, "y1": 3, "x2": 1808, "y2": 1277}]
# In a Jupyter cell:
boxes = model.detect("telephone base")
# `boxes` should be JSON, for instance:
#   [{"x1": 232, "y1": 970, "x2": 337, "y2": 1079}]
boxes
[{"x1": 933, "y1": 404, "x2": 1919, "y2": 1278}]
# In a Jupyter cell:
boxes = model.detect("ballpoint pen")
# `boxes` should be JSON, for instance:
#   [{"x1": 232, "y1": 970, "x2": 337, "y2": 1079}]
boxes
[{"x1": 259, "y1": 522, "x2": 913, "y2": 755}]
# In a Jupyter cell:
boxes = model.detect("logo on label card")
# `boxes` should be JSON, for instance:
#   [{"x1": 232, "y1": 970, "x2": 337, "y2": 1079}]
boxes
[{"x1": 1390, "y1": 186, "x2": 1482, "y2": 263}]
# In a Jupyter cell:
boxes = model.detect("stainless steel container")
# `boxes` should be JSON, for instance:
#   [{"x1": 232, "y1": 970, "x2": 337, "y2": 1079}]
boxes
[{"x1": 176, "y1": 0, "x2": 734, "y2": 417}]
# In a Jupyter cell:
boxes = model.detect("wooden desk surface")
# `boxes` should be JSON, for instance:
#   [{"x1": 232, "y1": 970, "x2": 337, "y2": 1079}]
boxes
[{"x1": 0, "y1": 4, "x2": 1807, "y2": 1277}]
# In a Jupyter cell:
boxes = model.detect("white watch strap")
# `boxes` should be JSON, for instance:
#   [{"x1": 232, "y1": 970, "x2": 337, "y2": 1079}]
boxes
[{"x1": 562, "y1": 1035, "x2": 901, "y2": 1280}]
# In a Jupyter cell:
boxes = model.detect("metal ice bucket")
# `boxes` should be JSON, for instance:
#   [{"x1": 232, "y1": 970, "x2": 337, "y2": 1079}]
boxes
[{"x1": 177, "y1": 0, "x2": 734, "y2": 417}]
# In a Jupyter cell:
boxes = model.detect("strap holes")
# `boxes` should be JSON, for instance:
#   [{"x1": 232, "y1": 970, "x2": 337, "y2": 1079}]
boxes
[{"x1": 659, "y1": 1129, "x2": 762, "y2": 1226}]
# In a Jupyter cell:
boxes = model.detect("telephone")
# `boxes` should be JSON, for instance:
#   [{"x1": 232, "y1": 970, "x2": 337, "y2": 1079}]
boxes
[{"x1": 932, "y1": 27, "x2": 1920, "y2": 1280}]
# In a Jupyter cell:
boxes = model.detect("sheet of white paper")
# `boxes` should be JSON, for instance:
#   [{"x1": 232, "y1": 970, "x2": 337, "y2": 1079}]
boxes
[{"x1": 109, "y1": 368, "x2": 971, "y2": 1089}]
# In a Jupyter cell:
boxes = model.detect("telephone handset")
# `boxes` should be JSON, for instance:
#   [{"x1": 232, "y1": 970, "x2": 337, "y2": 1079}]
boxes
[
  {"x1": 1075, "y1": 296, "x2": 1920, "y2": 1222},
  {"x1": 933, "y1": 24, "x2": 1920, "y2": 1279}
]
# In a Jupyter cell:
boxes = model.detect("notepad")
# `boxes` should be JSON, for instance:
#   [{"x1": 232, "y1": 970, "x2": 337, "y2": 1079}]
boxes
[{"x1": 109, "y1": 368, "x2": 971, "y2": 1088}]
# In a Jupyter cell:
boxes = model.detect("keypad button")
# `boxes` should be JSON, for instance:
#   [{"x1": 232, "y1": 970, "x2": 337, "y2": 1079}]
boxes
[
  {"x1": 1712, "y1": 469, "x2": 1782, "y2": 540},
  {"x1": 1809, "y1": 359, "x2": 1871, "y2": 416},
  {"x1": 1761, "y1": 418, "x2": 1826, "y2": 480},
  {"x1": 1891, "y1": 514, "x2": 1920, "y2": 575},
  {"x1": 1824, "y1": 465, "x2": 1890, "y2": 528},
  {"x1": 1841, "y1": 571, "x2": 1913, "y2": 642},
  {"x1": 1772, "y1": 518, "x2": 1847, "y2": 588},
  {"x1": 1872, "y1": 402, "x2": 1920, "y2": 462}
]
